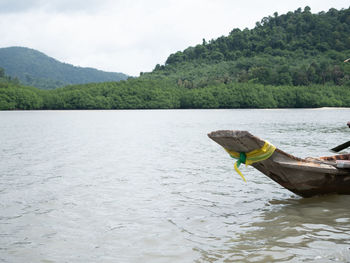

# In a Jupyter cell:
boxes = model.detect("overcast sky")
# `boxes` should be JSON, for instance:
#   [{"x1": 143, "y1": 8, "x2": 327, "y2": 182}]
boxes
[{"x1": 0, "y1": 0, "x2": 349, "y2": 76}]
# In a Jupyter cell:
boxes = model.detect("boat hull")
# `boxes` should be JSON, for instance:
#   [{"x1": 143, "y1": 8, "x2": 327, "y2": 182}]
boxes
[{"x1": 208, "y1": 130, "x2": 350, "y2": 197}]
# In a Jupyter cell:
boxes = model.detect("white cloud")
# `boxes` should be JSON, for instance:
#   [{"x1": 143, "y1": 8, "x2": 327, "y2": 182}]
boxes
[
  {"x1": 0, "y1": 0, "x2": 110, "y2": 14},
  {"x1": 0, "y1": 0, "x2": 349, "y2": 76}
]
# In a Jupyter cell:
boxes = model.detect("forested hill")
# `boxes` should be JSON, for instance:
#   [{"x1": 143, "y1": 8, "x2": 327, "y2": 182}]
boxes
[
  {"x1": 1, "y1": 6, "x2": 350, "y2": 110},
  {"x1": 0, "y1": 47, "x2": 129, "y2": 89},
  {"x1": 144, "y1": 6, "x2": 350, "y2": 87}
]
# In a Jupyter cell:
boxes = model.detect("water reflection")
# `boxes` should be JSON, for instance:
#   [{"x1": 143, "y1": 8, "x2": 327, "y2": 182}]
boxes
[{"x1": 197, "y1": 195, "x2": 350, "y2": 262}]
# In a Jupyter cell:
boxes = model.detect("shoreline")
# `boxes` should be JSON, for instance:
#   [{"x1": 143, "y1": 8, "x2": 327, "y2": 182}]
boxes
[{"x1": 1, "y1": 107, "x2": 350, "y2": 112}]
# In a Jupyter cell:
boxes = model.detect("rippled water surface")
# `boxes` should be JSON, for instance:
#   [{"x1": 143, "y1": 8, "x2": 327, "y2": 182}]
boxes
[{"x1": 1, "y1": 109, "x2": 350, "y2": 262}]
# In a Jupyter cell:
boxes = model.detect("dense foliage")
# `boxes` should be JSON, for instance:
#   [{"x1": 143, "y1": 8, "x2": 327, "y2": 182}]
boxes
[
  {"x1": 1, "y1": 77, "x2": 350, "y2": 110},
  {"x1": 1, "y1": 7, "x2": 350, "y2": 110},
  {"x1": 0, "y1": 47, "x2": 129, "y2": 89},
  {"x1": 144, "y1": 6, "x2": 350, "y2": 87}
]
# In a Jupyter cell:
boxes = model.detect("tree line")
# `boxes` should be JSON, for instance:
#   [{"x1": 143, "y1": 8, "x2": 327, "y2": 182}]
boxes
[{"x1": 1, "y1": 77, "x2": 350, "y2": 110}]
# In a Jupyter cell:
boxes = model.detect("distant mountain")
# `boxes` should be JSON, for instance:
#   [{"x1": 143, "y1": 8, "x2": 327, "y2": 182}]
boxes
[{"x1": 0, "y1": 47, "x2": 129, "y2": 89}]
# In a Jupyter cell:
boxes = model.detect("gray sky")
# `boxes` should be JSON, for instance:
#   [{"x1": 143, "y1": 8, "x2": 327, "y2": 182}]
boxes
[{"x1": 0, "y1": 0, "x2": 349, "y2": 76}]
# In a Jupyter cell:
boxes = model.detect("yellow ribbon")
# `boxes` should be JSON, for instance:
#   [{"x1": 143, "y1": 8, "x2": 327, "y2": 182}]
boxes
[{"x1": 224, "y1": 141, "x2": 276, "y2": 182}]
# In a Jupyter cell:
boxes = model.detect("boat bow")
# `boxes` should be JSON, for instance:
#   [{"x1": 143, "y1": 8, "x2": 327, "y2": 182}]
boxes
[{"x1": 208, "y1": 130, "x2": 350, "y2": 197}]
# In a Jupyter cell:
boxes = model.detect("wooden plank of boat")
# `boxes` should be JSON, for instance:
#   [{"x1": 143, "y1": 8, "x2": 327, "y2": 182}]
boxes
[
  {"x1": 337, "y1": 160, "x2": 350, "y2": 169},
  {"x1": 208, "y1": 130, "x2": 350, "y2": 197}
]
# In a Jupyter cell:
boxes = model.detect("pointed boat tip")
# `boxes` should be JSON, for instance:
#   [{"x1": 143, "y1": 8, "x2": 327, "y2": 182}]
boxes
[
  {"x1": 207, "y1": 130, "x2": 227, "y2": 139},
  {"x1": 208, "y1": 130, "x2": 264, "y2": 152},
  {"x1": 208, "y1": 130, "x2": 252, "y2": 139}
]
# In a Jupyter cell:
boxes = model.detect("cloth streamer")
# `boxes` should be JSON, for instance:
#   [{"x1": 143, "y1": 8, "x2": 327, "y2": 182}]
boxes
[{"x1": 224, "y1": 141, "x2": 276, "y2": 182}]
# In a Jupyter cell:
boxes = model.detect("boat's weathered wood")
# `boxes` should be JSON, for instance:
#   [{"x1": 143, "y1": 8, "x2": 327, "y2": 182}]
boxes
[
  {"x1": 274, "y1": 160, "x2": 341, "y2": 174},
  {"x1": 208, "y1": 130, "x2": 350, "y2": 197},
  {"x1": 208, "y1": 130, "x2": 265, "y2": 153},
  {"x1": 337, "y1": 160, "x2": 350, "y2": 169}
]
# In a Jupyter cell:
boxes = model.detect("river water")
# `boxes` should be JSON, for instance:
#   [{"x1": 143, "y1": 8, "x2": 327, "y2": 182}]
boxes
[{"x1": 1, "y1": 109, "x2": 350, "y2": 263}]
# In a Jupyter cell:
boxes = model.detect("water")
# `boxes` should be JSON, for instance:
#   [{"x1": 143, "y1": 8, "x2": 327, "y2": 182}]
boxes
[{"x1": 0, "y1": 109, "x2": 350, "y2": 263}]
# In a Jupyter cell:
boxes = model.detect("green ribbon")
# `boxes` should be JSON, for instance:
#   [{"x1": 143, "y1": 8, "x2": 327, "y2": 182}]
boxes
[{"x1": 236, "y1": 152, "x2": 247, "y2": 168}]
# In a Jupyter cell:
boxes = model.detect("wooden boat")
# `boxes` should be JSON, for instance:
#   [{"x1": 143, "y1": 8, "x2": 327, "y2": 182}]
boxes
[{"x1": 208, "y1": 130, "x2": 350, "y2": 197}]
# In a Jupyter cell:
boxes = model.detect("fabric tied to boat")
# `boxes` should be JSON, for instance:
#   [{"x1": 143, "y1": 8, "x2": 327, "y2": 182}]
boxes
[{"x1": 224, "y1": 141, "x2": 276, "y2": 182}]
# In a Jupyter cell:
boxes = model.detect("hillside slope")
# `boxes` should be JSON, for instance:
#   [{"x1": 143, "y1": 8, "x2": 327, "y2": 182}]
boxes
[
  {"x1": 0, "y1": 47, "x2": 128, "y2": 89},
  {"x1": 143, "y1": 6, "x2": 350, "y2": 87}
]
